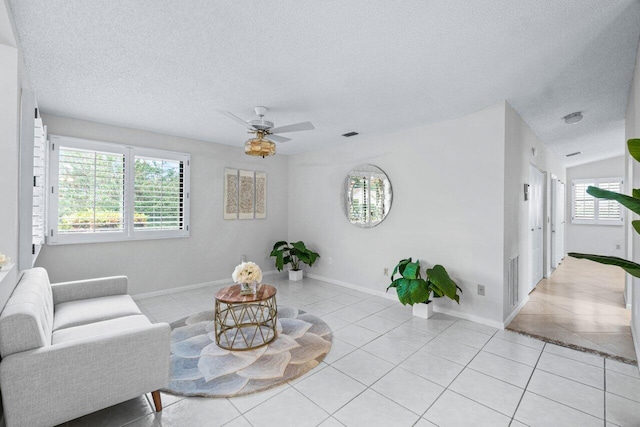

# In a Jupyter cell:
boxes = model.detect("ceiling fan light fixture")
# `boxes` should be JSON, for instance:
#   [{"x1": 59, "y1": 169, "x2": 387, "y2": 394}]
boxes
[
  {"x1": 563, "y1": 111, "x2": 583, "y2": 124},
  {"x1": 245, "y1": 134, "x2": 276, "y2": 158}
]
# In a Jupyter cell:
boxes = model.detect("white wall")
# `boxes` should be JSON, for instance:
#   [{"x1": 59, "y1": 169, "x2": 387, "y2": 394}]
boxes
[
  {"x1": 504, "y1": 103, "x2": 566, "y2": 321},
  {"x1": 0, "y1": 0, "x2": 25, "y2": 312},
  {"x1": 36, "y1": 114, "x2": 289, "y2": 295},
  {"x1": 625, "y1": 37, "x2": 640, "y2": 362},
  {"x1": 288, "y1": 103, "x2": 507, "y2": 326},
  {"x1": 565, "y1": 156, "x2": 625, "y2": 256},
  {"x1": 0, "y1": 42, "x2": 20, "y2": 310}
]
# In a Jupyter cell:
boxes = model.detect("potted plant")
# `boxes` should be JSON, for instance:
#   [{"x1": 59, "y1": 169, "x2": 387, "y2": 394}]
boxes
[
  {"x1": 386, "y1": 257, "x2": 462, "y2": 318},
  {"x1": 270, "y1": 241, "x2": 320, "y2": 281}
]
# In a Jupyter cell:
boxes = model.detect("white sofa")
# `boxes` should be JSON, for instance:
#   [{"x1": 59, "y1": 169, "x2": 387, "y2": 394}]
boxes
[{"x1": 0, "y1": 268, "x2": 171, "y2": 427}]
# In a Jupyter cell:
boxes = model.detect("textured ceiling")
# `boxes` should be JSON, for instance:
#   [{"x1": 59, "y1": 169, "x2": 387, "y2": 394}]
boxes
[{"x1": 7, "y1": 1, "x2": 640, "y2": 166}]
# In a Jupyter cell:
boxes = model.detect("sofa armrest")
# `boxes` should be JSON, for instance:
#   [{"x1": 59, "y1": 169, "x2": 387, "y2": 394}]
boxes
[
  {"x1": 0, "y1": 322, "x2": 170, "y2": 427},
  {"x1": 51, "y1": 276, "x2": 129, "y2": 305}
]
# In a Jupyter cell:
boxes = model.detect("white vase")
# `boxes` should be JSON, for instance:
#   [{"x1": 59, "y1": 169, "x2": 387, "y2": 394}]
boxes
[
  {"x1": 412, "y1": 302, "x2": 434, "y2": 319},
  {"x1": 289, "y1": 270, "x2": 303, "y2": 281}
]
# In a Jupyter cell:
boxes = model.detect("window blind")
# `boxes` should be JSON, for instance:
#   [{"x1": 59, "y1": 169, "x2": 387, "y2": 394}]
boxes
[
  {"x1": 57, "y1": 147, "x2": 125, "y2": 234},
  {"x1": 572, "y1": 181, "x2": 595, "y2": 221},
  {"x1": 32, "y1": 119, "x2": 47, "y2": 247},
  {"x1": 49, "y1": 135, "x2": 190, "y2": 244},
  {"x1": 348, "y1": 176, "x2": 368, "y2": 224},
  {"x1": 597, "y1": 181, "x2": 622, "y2": 222},
  {"x1": 134, "y1": 157, "x2": 185, "y2": 231},
  {"x1": 571, "y1": 178, "x2": 623, "y2": 225}
]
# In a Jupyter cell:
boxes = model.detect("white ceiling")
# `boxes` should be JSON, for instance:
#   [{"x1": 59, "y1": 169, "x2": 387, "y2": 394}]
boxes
[{"x1": 7, "y1": 1, "x2": 640, "y2": 166}]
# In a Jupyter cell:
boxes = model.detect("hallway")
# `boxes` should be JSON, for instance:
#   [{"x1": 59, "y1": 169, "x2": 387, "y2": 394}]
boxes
[{"x1": 508, "y1": 257, "x2": 635, "y2": 362}]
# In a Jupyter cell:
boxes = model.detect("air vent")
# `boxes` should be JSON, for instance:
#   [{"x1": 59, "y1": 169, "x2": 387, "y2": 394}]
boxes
[
  {"x1": 566, "y1": 151, "x2": 581, "y2": 157},
  {"x1": 342, "y1": 131, "x2": 359, "y2": 137}
]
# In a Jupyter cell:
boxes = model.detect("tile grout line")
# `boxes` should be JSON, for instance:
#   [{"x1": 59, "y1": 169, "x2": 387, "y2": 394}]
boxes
[
  {"x1": 604, "y1": 359, "x2": 607, "y2": 427},
  {"x1": 418, "y1": 328, "x2": 500, "y2": 422},
  {"x1": 315, "y1": 319, "x2": 492, "y2": 426},
  {"x1": 509, "y1": 342, "x2": 546, "y2": 424},
  {"x1": 285, "y1": 297, "x2": 415, "y2": 423},
  {"x1": 293, "y1": 314, "x2": 464, "y2": 423}
]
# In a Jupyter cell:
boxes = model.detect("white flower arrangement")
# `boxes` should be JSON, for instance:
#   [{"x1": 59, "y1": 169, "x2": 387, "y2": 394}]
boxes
[{"x1": 232, "y1": 261, "x2": 263, "y2": 285}]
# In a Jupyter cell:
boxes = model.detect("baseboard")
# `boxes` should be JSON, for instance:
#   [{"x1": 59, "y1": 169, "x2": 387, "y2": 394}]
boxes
[
  {"x1": 306, "y1": 273, "x2": 503, "y2": 329},
  {"x1": 433, "y1": 306, "x2": 504, "y2": 330},
  {"x1": 132, "y1": 270, "x2": 280, "y2": 300},
  {"x1": 630, "y1": 321, "x2": 640, "y2": 371},
  {"x1": 305, "y1": 273, "x2": 398, "y2": 302},
  {"x1": 503, "y1": 295, "x2": 530, "y2": 328}
]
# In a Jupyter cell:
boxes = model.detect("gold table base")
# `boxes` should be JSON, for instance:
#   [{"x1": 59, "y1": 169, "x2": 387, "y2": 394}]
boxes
[{"x1": 214, "y1": 295, "x2": 278, "y2": 351}]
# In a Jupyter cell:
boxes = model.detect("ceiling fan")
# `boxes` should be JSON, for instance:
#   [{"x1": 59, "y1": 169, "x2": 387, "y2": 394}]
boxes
[{"x1": 219, "y1": 106, "x2": 315, "y2": 157}]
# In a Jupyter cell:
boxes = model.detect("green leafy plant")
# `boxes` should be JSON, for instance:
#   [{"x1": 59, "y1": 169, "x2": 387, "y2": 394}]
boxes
[
  {"x1": 270, "y1": 241, "x2": 320, "y2": 271},
  {"x1": 386, "y1": 257, "x2": 462, "y2": 305},
  {"x1": 569, "y1": 139, "x2": 640, "y2": 276}
]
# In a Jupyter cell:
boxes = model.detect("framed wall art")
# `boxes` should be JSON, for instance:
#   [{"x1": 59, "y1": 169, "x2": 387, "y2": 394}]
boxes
[
  {"x1": 238, "y1": 170, "x2": 255, "y2": 220},
  {"x1": 255, "y1": 171, "x2": 267, "y2": 219},
  {"x1": 224, "y1": 168, "x2": 267, "y2": 220},
  {"x1": 223, "y1": 168, "x2": 239, "y2": 219}
]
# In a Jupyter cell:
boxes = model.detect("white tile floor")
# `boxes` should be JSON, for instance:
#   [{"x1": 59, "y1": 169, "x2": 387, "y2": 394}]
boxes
[{"x1": 62, "y1": 275, "x2": 640, "y2": 426}]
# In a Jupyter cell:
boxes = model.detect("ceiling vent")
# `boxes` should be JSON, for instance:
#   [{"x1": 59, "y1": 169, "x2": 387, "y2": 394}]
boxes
[
  {"x1": 342, "y1": 131, "x2": 359, "y2": 137},
  {"x1": 566, "y1": 151, "x2": 582, "y2": 157}
]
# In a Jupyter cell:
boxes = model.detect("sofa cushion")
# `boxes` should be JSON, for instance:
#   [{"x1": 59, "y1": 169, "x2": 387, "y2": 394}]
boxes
[
  {"x1": 53, "y1": 294, "x2": 142, "y2": 331},
  {"x1": 52, "y1": 315, "x2": 151, "y2": 345},
  {"x1": 0, "y1": 268, "x2": 54, "y2": 358}
]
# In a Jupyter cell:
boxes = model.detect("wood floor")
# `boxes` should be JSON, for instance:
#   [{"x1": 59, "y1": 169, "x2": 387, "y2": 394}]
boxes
[{"x1": 508, "y1": 256, "x2": 635, "y2": 362}]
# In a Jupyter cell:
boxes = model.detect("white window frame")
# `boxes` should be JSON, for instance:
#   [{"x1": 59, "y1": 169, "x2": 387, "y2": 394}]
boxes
[
  {"x1": 571, "y1": 177, "x2": 624, "y2": 226},
  {"x1": 48, "y1": 135, "x2": 190, "y2": 245}
]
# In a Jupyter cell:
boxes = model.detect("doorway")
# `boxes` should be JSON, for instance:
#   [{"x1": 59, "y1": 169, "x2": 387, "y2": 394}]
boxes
[{"x1": 529, "y1": 165, "x2": 544, "y2": 292}]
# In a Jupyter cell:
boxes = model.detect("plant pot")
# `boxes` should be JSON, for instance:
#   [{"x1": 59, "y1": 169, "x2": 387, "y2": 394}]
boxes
[
  {"x1": 412, "y1": 302, "x2": 433, "y2": 319},
  {"x1": 288, "y1": 270, "x2": 303, "y2": 281}
]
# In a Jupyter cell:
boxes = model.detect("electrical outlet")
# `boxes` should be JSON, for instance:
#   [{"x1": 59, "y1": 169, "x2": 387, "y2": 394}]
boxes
[
  {"x1": 328, "y1": 257, "x2": 333, "y2": 264},
  {"x1": 241, "y1": 254, "x2": 247, "y2": 262},
  {"x1": 616, "y1": 244, "x2": 621, "y2": 250},
  {"x1": 384, "y1": 267, "x2": 389, "y2": 276},
  {"x1": 477, "y1": 284, "x2": 485, "y2": 296}
]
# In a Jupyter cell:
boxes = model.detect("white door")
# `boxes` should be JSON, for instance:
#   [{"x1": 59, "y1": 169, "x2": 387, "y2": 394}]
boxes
[
  {"x1": 530, "y1": 165, "x2": 544, "y2": 291},
  {"x1": 557, "y1": 181, "x2": 565, "y2": 263},
  {"x1": 550, "y1": 178, "x2": 566, "y2": 268},
  {"x1": 551, "y1": 176, "x2": 558, "y2": 269}
]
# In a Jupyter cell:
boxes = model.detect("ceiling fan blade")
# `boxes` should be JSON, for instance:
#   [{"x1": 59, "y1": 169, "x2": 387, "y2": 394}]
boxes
[
  {"x1": 218, "y1": 110, "x2": 253, "y2": 128},
  {"x1": 266, "y1": 134, "x2": 292, "y2": 143},
  {"x1": 270, "y1": 121, "x2": 315, "y2": 134}
]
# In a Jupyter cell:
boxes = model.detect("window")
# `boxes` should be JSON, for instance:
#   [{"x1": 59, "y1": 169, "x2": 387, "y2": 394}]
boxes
[
  {"x1": 571, "y1": 178, "x2": 623, "y2": 225},
  {"x1": 48, "y1": 135, "x2": 190, "y2": 244}
]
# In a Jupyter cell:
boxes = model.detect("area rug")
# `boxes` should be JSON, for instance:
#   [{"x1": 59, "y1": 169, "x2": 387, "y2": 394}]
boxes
[{"x1": 163, "y1": 306, "x2": 332, "y2": 398}]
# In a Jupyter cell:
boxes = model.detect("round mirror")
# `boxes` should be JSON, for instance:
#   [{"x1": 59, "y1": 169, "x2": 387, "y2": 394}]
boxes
[{"x1": 344, "y1": 164, "x2": 393, "y2": 228}]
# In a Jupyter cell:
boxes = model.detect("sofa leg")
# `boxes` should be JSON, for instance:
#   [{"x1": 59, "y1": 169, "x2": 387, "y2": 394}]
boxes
[{"x1": 151, "y1": 390, "x2": 162, "y2": 412}]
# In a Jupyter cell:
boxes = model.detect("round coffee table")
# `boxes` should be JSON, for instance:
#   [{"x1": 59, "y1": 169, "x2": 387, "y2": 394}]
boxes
[{"x1": 214, "y1": 284, "x2": 278, "y2": 351}]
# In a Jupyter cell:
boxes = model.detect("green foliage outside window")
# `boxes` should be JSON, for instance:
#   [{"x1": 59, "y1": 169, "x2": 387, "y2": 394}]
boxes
[{"x1": 57, "y1": 148, "x2": 183, "y2": 234}]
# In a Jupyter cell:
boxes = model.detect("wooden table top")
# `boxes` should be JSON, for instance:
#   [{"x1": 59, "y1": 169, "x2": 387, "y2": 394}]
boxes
[{"x1": 215, "y1": 284, "x2": 277, "y2": 303}]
